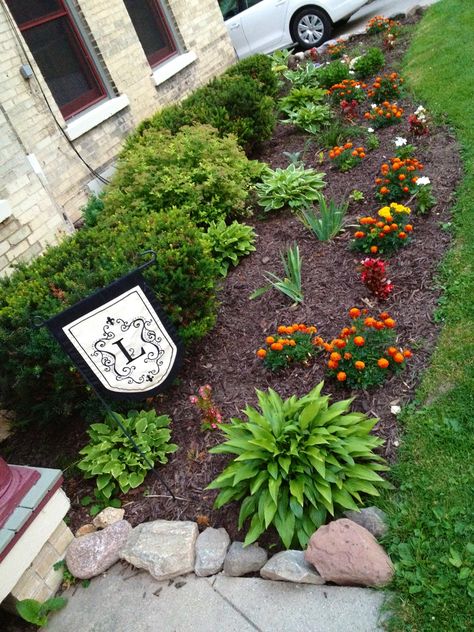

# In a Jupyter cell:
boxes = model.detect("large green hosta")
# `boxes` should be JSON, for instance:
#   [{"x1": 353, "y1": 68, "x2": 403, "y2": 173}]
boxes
[{"x1": 207, "y1": 383, "x2": 389, "y2": 548}]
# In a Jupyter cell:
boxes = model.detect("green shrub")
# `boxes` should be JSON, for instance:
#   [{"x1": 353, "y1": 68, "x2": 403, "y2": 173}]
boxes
[
  {"x1": 77, "y1": 409, "x2": 177, "y2": 497},
  {"x1": 106, "y1": 125, "x2": 258, "y2": 226},
  {"x1": 82, "y1": 193, "x2": 105, "y2": 228},
  {"x1": 279, "y1": 86, "x2": 326, "y2": 114},
  {"x1": 183, "y1": 74, "x2": 276, "y2": 152},
  {"x1": 131, "y1": 74, "x2": 276, "y2": 153},
  {"x1": 207, "y1": 383, "x2": 389, "y2": 548},
  {"x1": 282, "y1": 103, "x2": 332, "y2": 135},
  {"x1": 205, "y1": 220, "x2": 257, "y2": 276},
  {"x1": 353, "y1": 48, "x2": 385, "y2": 79},
  {"x1": 0, "y1": 207, "x2": 218, "y2": 425},
  {"x1": 314, "y1": 61, "x2": 350, "y2": 89},
  {"x1": 225, "y1": 54, "x2": 279, "y2": 97},
  {"x1": 255, "y1": 164, "x2": 326, "y2": 212}
]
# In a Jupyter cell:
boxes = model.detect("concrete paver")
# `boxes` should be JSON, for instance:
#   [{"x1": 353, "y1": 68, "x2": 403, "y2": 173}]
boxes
[
  {"x1": 214, "y1": 575, "x2": 386, "y2": 632},
  {"x1": 46, "y1": 562, "x2": 387, "y2": 632}
]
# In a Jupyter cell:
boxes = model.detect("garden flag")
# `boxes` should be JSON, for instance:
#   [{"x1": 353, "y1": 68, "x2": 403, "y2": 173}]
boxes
[{"x1": 46, "y1": 270, "x2": 183, "y2": 400}]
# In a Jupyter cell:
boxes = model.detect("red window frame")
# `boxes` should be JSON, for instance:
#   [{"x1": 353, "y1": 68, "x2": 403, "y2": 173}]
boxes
[
  {"x1": 7, "y1": 1, "x2": 107, "y2": 119},
  {"x1": 124, "y1": 0, "x2": 177, "y2": 68}
]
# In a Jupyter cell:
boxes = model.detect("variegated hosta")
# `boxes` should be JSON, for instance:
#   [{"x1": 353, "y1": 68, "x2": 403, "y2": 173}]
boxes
[{"x1": 207, "y1": 383, "x2": 389, "y2": 548}]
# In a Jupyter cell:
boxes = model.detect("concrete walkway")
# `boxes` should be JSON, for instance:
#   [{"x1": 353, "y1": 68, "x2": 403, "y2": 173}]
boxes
[{"x1": 46, "y1": 562, "x2": 386, "y2": 632}]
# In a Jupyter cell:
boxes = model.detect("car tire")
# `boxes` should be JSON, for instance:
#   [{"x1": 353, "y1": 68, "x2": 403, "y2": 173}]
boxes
[{"x1": 291, "y1": 7, "x2": 332, "y2": 49}]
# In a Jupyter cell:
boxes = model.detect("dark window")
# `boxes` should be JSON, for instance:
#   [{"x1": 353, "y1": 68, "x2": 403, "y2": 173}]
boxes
[
  {"x1": 6, "y1": 0, "x2": 107, "y2": 119},
  {"x1": 123, "y1": 0, "x2": 177, "y2": 67}
]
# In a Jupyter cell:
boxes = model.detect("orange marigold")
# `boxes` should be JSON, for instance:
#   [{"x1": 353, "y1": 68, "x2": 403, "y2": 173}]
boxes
[
  {"x1": 256, "y1": 349, "x2": 267, "y2": 358},
  {"x1": 337, "y1": 371, "x2": 347, "y2": 382},
  {"x1": 393, "y1": 352, "x2": 404, "y2": 363},
  {"x1": 349, "y1": 307, "x2": 361, "y2": 319},
  {"x1": 354, "y1": 360, "x2": 365, "y2": 370},
  {"x1": 354, "y1": 336, "x2": 365, "y2": 347}
]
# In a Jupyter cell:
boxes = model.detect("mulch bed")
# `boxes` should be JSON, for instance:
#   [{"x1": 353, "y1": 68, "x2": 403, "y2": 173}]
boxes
[{"x1": 1, "y1": 13, "x2": 462, "y2": 557}]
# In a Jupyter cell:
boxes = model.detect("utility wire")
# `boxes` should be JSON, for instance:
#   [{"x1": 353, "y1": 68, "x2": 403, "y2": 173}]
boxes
[{"x1": 1, "y1": 0, "x2": 110, "y2": 185}]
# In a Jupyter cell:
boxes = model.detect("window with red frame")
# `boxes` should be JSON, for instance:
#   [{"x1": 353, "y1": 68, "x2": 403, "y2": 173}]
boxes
[
  {"x1": 123, "y1": 0, "x2": 177, "y2": 67},
  {"x1": 5, "y1": 0, "x2": 107, "y2": 119}
]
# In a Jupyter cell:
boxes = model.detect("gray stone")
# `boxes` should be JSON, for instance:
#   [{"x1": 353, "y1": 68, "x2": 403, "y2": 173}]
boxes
[
  {"x1": 223, "y1": 541, "x2": 267, "y2": 577},
  {"x1": 120, "y1": 519, "x2": 198, "y2": 581},
  {"x1": 260, "y1": 550, "x2": 325, "y2": 584},
  {"x1": 66, "y1": 520, "x2": 132, "y2": 579},
  {"x1": 93, "y1": 506, "x2": 125, "y2": 529},
  {"x1": 194, "y1": 527, "x2": 230, "y2": 577},
  {"x1": 344, "y1": 507, "x2": 388, "y2": 539}
]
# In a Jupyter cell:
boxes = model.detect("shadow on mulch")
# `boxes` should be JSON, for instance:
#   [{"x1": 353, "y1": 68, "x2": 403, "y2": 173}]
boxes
[{"x1": 0, "y1": 14, "x2": 463, "y2": 556}]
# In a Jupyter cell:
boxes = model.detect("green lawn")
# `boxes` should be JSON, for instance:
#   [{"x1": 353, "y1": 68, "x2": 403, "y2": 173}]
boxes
[{"x1": 383, "y1": 1, "x2": 474, "y2": 629}]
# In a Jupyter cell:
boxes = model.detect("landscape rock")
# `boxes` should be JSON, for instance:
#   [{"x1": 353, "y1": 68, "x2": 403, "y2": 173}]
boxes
[
  {"x1": 194, "y1": 527, "x2": 230, "y2": 577},
  {"x1": 223, "y1": 541, "x2": 267, "y2": 577},
  {"x1": 120, "y1": 519, "x2": 198, "y2": 581},
  {"x1": 93, "y1": 507, "x2": 125, "y2": 529},
  {"x1": 260, "y1": 550, "x2": 325, "y2": 584},
  {"x1": 75, "y1": 523, "x2": 97, "y2": 538},
  {"x1": 66, "y1": 520, "x2": 132, "y2": 579},
  {"x1": 343, "y1": 507, "x2": 388, "y2": 539},
  {"x1": 305, "y1": 519, "x2": 394, "y2": 587}
]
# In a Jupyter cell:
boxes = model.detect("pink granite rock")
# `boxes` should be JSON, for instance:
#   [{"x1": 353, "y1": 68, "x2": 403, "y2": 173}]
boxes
[
  {"x1": 304, "y1": 518, "x2": 394, "y2": 587},
  {"x1": 66, "y1": 520, "x2": 131, "y2": 579}
]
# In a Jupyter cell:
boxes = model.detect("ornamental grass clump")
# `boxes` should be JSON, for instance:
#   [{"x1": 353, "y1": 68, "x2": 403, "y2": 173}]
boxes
[
  {"x1": 352, "y1": 202, "x2": 413, "y2": 255},
  {"x1": 256, "y1": 323, "x2": 318, "y2": 371},
  {"x1": 315, "y1": 308, "x2": 412, "y2": 389},
  {"x1": 255, "y1": 164, "x2": 326, "y2": 213},
  {"x1": 251, "y1": 243, "x2": 304, "y2": 304},
  {"x1": 207, "y1": 383, "x2": 390, "y2": 548},
  {"x1": 364, "y1": 101, "x2": 404, "y2": 128},
  {"x1": 329, "y1": 142, "x2": 366, "y2": 172},
  {"x1": 375, "y1": 156, "x2": 424, "y2": 201}
]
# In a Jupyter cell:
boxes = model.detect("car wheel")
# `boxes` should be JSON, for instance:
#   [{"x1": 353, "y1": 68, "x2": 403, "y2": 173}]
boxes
[{"x1": 291, "y1": 7, "x2": 332, "y2": 49}]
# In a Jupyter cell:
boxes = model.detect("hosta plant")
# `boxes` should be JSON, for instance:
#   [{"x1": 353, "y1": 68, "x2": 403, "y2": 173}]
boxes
[
  {"x1": 282, "y1": 102, "x2": 332, "y2": 134},
  {"x1": 207, "y1": 383, "x2": 390, "y2": 548},
  {"x1": 206, "y1": 220, "x2": 256, "y2": 276},
  {"x1": 255, "y1": 164, "x2": 326, "y2": 213},
  {"x1": 78, "y1": 409, "x2": 177, "y2": 498},
  {"x1": 283, "y1": 63, "x2": 321, "y2": 88},
  {"x1": 279, "y1": 86, "x2": 326, "y2": 113}
]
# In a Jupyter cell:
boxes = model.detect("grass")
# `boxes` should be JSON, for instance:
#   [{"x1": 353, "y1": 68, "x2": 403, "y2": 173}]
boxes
[{"x1": 381, "y1": 1, "x2": 474, "y2": 629}]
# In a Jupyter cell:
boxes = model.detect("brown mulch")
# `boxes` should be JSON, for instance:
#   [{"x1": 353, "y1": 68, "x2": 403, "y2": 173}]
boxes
[{"x1": 0, "y1": 13, "x2": 463, "y2": 560}]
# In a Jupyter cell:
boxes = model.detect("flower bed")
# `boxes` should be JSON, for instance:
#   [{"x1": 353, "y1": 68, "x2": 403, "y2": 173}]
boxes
[{"x1": 2, "y1": 12, "x2": 462, "y2": 550}]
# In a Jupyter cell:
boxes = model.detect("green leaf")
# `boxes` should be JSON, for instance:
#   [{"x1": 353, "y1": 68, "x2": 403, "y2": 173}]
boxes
[
  {"x1": 289, "y1": 477, "x2": 304, "y2": 506},
  {"x1": 274, "y1": 508, "x2": 296, "y2": 549},
  {"x1": 267, "y1": 462, "x2": 279, "y2": 479},
  {"x1": 244, "y1": 513, "x2": 265, "y2": 545},
  {"x1": 299, "y1": 400, "x2": 323, "y2": 430},
  {"x1": 16, "y1": 600, "x2": 46, "y2": 626},
  {"x1": 268, "y1": 476, "x2": 282, "y2": 505}
]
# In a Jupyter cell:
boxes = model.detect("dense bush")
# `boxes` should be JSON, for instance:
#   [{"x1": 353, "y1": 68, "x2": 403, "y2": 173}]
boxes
[
  {"x1": 0, "y1": 208, "x2": 218, "y2": 425},
  {"x1": 82, "y1": 193, "x2": 105, "y2": 228},
  {"x1": 106, "y1": 125, "x2": 260, "y2": 226},
  {"x1": 208, "y1": 383, "x2": 389, "y2": 548},
  {"x1": 130, "y1": 68, "x2": 276, "y2": 153},
  {"x1": 353, "y1": 48, "x2": 385, "y2": 79},
  {"x1": 224, "y1": 54, "x2": 279, "y2": 97},
  {"x1": 314, "y1": 61, "x2": 350, "y2": 89}
]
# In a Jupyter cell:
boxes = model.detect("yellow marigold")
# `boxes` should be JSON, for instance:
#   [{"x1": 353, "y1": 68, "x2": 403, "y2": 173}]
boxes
[
  {"x1": 377, "y1": 206, "x2": 392, "y2": 219},
  {"x1": 390, "y1": 202, "x2": 411, "y2": 214}
]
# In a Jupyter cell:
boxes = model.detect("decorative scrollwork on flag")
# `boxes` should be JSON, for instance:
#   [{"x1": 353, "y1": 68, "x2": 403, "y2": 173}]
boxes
[{"x1": 46, "y1": 270, "x2": 183, "y2": 400}]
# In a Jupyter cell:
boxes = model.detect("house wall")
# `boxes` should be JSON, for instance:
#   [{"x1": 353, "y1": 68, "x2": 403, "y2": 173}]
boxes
[{"x1": 0, "y1": 0, "x2": 236, "y2": 276}]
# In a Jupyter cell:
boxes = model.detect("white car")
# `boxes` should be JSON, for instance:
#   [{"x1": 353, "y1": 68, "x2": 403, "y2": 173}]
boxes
[{"x1": 219, "y1": 0, "x2": 369, "y2": 58}]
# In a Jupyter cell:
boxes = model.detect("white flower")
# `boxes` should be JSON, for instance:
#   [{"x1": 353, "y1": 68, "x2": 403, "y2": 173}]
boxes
[
  {"x1": 349, "y1": 70, "x2": 355, "y2": 75},
  {"x1": 367, "y1": 127, "x2": 374, "y2": 133},
  {"x1": 391, "y1": 405, "x2": 402, "y2": 415},
  {"x1": 349, "y1": 56, "x2": 361, "y2": 70},
  {"x1": 371, "y1": 103, "x2": 377, "y2": 109},
  {"x1": 414, "y1": 105, "x2": 427, "y2": 122},
  {"x1": 394, "y1": 136, "x2": 407, "y2": 147},
  {"x1": 415, "y1": 105, "x2": 426, "y2": 115},
  {"x1": 416, "y1": 176, "x2": 431, "y2": 186}
]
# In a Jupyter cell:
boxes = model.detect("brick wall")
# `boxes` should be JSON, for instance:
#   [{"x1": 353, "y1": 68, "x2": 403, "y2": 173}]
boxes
[{"x1": 0, "y1": 0, "x2": 236, "y2": 275}]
